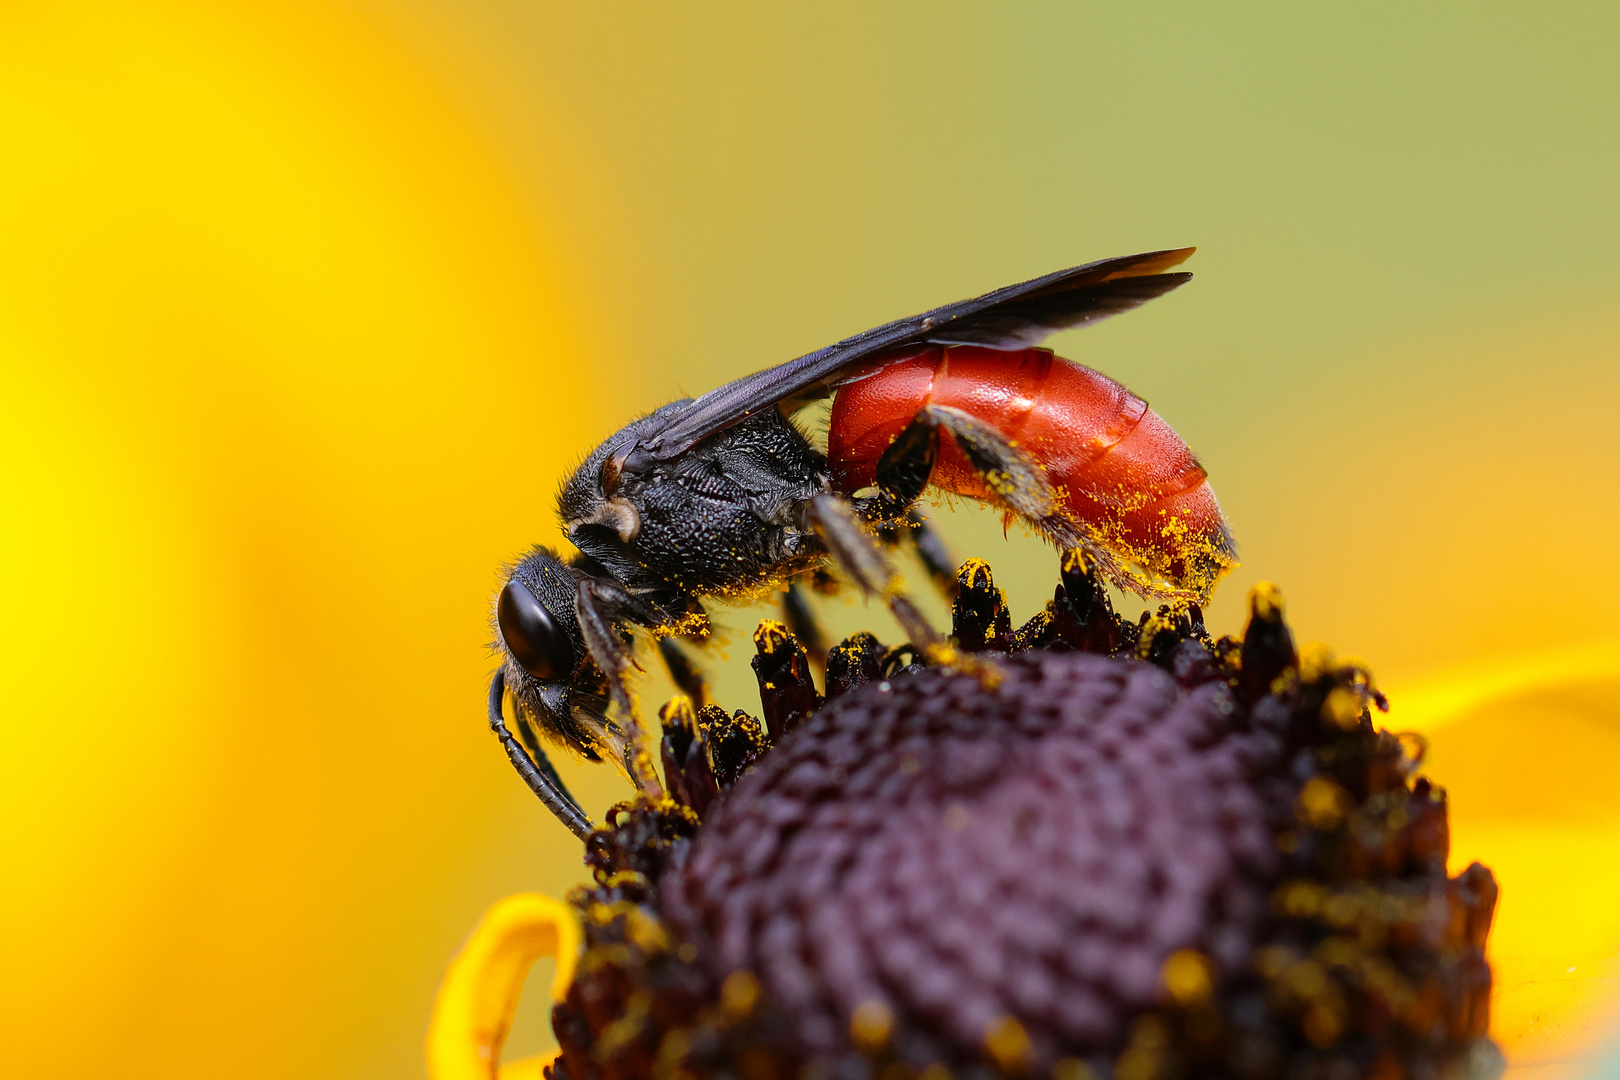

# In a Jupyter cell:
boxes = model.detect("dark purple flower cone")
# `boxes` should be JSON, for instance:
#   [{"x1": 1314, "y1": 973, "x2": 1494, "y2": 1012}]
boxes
[
  {"x1": 661, "y1": 655, "x2": 1274, "y2": 1067},
  {"x1": 547, "y1": 564, "x2": 1500, "y2": 1080}
]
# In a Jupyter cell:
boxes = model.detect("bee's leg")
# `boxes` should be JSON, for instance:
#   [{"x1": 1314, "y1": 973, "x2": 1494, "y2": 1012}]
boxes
[
  {"x1": 911, "y1": 404, "x2": 1059, "y2": 524},
  {"x1": 781, "y1": 580, "x2": 828, "y2": 666},
  {"x1": 575, "y1": 580, "x2": 667, "y2": 797},
  {"x1": 872, "y1": 510, "x2": 957, "y2": 601},
  {"x1": 800, "y1": 493, "x2": 943, "y2": 656},
  {"x1": 836, "y1": 411, "x2": 953, "y2": 600},
  {"x1": 657, "y1": 637, "x2": 710, "y2": 707},
  {"x1": 487, "y1": 670, "x2": 593, "y2": 840},
  {"x1": 902, "y1": 508, "x2": 959, "y2": 599},
  {"x1": 863, "y1": 406, "x2": 938, "y2": 522},
  {"x1": 872, "y1": 403, "x2": 1062, "y2": 546}
]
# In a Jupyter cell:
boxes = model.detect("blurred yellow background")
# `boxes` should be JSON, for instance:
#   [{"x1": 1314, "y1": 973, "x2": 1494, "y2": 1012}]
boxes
[{"x1": 2, "y1": 3, "x2": 1617, "y2": 1079}]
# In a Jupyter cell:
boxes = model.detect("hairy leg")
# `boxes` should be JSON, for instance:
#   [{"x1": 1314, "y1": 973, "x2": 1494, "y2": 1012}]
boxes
[
  {"x1": 902, "y1": 507, "x2": 959, "y2": 598},
  {"x1": 781, "y1": 580, "x2": 829, "y2": 666},
  {"x1": 575, "y1": 579, "x2": 667, "y2": 796},
  {"x1": 879, "y1": 403, "x2": 1059, "y2": 524},
  {"x1": 658, "y1": 636, "x2": 710, "y2": 707},
  {"x1": 800, "y1": 492, "x2": 942, "y2": 656}
]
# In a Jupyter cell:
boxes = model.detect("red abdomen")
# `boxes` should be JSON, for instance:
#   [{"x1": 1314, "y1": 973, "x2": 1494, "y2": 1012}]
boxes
[{"x1": 826, "y1": 345, "x2": 1234, "y2": 598}]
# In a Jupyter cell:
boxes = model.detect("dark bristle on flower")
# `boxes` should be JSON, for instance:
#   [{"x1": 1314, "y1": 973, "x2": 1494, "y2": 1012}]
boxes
[
  {"x1": 549, "y1": 558, "x2": 1500, "y2": 1080},
  {"x1": 751, "y1": 621, "x2": 823, "y2": 740},
  {"x1": 953, "y1": 559, "x2": 1015, "y2": 652},
  {"x1": 660, "y1": 697, "x2": 720, "y2": 819},
  {"x1": 825, "y1": 632, "x2": 888, "y2": 701},
  {"x1": 703, "y1": 706, "x2": 770, "y2": 790}
]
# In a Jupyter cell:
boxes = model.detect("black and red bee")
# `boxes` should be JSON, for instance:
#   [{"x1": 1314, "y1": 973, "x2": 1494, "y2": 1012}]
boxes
[{"x1": 490, "y1": 248, "x2": 1235, "y2": 837}]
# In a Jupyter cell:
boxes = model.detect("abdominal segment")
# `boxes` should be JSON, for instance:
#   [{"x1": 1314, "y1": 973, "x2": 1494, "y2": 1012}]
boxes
[{"x1": 827, "y1": 345, "x2": 1235, "y2": 599}]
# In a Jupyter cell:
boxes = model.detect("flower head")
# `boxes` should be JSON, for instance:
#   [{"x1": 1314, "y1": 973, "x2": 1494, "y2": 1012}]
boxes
[{"x1": 435, "y1": 558, "x2": 1501, "y2": 1080}]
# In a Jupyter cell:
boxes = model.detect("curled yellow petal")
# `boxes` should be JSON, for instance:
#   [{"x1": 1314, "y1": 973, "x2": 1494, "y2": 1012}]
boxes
[
  {"x1": 1391, "y1": 639, "x2": 1620, "y2": 740},
  {"x1": 1389, "y1": 638, "x2": 1620, "y2": 1080},
  {"x1": 426, "y1": 892, "x2": 582, "y2": 1080}
]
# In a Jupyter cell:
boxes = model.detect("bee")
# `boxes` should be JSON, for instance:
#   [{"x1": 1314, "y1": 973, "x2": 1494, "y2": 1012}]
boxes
[{"x1": 490, "y1": 248, "x2": 1234, "y2": 837}]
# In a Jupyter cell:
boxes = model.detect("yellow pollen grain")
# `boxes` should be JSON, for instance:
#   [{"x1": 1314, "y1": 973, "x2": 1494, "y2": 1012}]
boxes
[
  {"x1": 656, "y1": 607, "x2": 712, "y2": 640},
  {"x1": 1135, "y1": 614, "x2": 1174, "y2": 660},
  {"x1": 850, "y1": 999, "x2": 895, "y2": 1053},
  {"x1": 1303, "y1": 1003, "x2": 1344, "y2": 1048},
  {"x1": 1275, "y1": 880, "x2": 1327, "y2": 918},
  {"x1": 661, "y1": 695, "x2": 697, "y2": 730},
  {"x1": 622, "y1": 906, "x2": 669, "y2": 954},
  {"x1": 1161, "y1": 948, "x2": 1214, "y2": 1006},
  {"x1": 1052, "y1": 1058, "x2": 1097, "y2": 1080},
  {"x1": 1322, "y1": 686, "x2": 1364, "y2": 730},
  {"x1": 753, "y1": 619, "x2": 791, "y2": 654},
  {"x1": 984, "y1": 1015, "x2": 1034, "y2": 1072},
  {"x1": 1299, "y1": 776, "x2": 1351, "y2": 830},
  {"x1": 1270, "y1": 669, "x2": 1304, "y2": 698},
  {"x1": 1060, "y1": 548, "x2": 1093, "y2": 576},
  {"x1": 655, "y1": 1029, "x2": 692, "y2": 1077},
  {"x1": 1113, "y1": 1016, "x2": 1168, "y2": 1080},
  {"x1": 593, "y1": 991, "x2": 651, "y2": 1061},
  {"x1": 1249, "y1": 581, "x2": 1285, "y2": 621},
  {"x1": 719, "y1": 970, "x2": 761, "y2": 1022},
  {"x1": 958, "y1": 557, "x2": 993, "y2": 587}
]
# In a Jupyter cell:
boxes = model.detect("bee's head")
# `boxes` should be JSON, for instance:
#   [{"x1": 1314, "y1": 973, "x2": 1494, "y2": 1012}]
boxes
[{"x1": 493, "y1": 548, "x2": 608, "y2": 761}]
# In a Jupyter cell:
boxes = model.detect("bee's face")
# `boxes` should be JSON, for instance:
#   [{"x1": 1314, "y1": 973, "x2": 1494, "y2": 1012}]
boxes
[
  {"x1": 497, "y1": 577, "x2": 575, "y2": 681},
  {"x1": 493, "y1": 549, "x2": 608, "y2": 758}
]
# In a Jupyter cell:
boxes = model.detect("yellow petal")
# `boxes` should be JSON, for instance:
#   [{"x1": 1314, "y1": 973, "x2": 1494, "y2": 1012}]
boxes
[
  {"x1": 426, "y1": 893, "x2": 582, "y2": 1080},
  {"x1": 1389, "y1": 640, "x2": 1620, "y2": 1080}
]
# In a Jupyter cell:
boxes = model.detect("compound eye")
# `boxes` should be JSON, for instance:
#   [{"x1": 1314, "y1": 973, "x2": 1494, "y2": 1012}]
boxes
[{"x1": 498, "y1": 580, "x2": 575, "y2": 681}]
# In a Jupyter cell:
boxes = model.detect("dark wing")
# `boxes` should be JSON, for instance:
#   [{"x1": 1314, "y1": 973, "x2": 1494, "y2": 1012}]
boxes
[{"x1": 627, "y1": 247, "x2": 1194, "y2": 466}]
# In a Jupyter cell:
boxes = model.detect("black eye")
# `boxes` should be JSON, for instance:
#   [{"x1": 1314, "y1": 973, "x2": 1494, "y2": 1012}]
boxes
[{"x1": 498, "y1": 580, "x2": 575, "y2": 681}]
